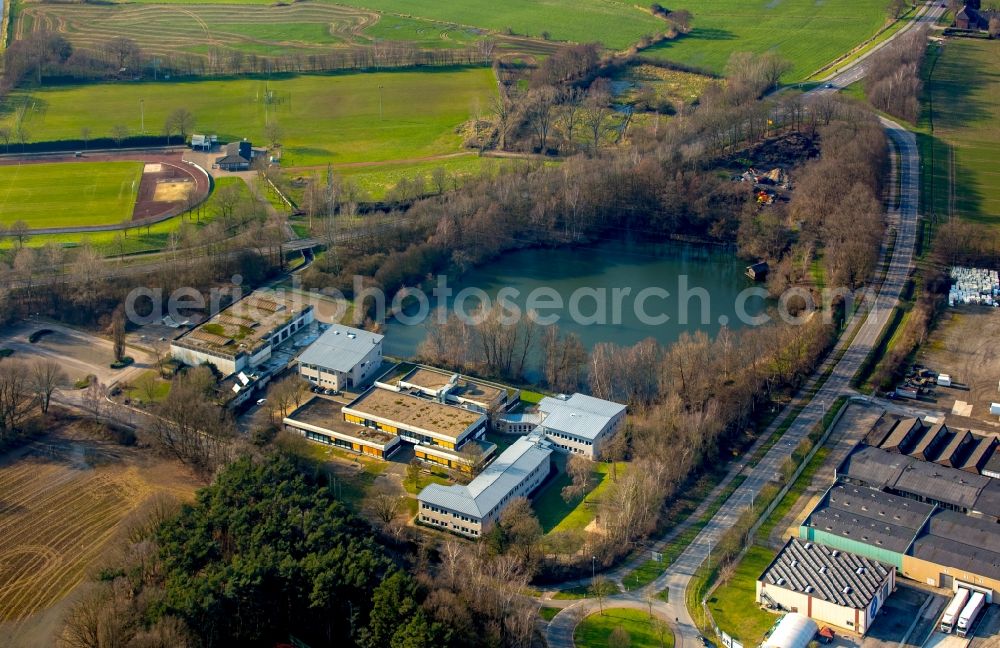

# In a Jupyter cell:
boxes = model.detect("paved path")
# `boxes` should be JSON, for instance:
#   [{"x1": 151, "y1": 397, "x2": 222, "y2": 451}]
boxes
[{"x1": 545, "y1": 116, "x2": 922, "y2": 648}]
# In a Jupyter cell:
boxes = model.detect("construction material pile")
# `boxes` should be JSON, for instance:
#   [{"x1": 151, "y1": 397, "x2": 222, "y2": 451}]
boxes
[{"x1": 949, "y1": 266, "x2": 1000, "y2": 306}]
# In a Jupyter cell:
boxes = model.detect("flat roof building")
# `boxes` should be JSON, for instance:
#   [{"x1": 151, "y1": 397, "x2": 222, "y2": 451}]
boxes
[
  {"x1": 394, "y1": 367, "x2": 515, "y2": 413},
  {"x1": 757, "y1": 538, "x2": 895, "y2": 635},
  {"x1": 801, "y1": 482, "x2": 1000, "y2": 598},
  {"x1": 284, "y1": 396, "x2": 401, "y2": 459},
  {"x1": 170, "y1": 290, "x2": 314, "y2": 376},
  {"x1": 535, "y1": 393, "x2": 626, "y2": 459},
  {"x1": 418, "y1": 433, "x2": 552, "y2": 538},
  {"x1": 298, "y1": 325, "x2": 383, "y2": 392},
  {"x1": 837, "y1": 445, "x2": 1000, "y2": 521},
  {"x1": 340, "y1": 385, "x2": 492, "y2": 472}
]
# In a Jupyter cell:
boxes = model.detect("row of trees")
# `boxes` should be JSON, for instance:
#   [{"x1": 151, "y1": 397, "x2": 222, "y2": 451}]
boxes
[
  {"x1": 0, "y1": 31, "x2": 496, "y2": 95},
  {"x1": 864, "y1": 25, "x2": 928, "y2": 123}
]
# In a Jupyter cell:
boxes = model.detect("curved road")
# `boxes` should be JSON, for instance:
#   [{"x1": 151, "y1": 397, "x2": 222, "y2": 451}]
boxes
[{"x1": 546, "y1": 24, "x2": 927, "y2": 646}]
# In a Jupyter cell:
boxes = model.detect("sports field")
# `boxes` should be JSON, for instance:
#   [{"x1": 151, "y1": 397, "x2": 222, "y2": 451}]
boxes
[
  {"x1": 919, "y1": 38, "x2": 1000, "y2": 226},
  {"x1": 0, "y1": 161, "x2": 143, "y2": 229},
  {"x1": 1, "y1": 68, "x2": 496, "y2": 168},
  {"x1": 644, "y1": 0, "x2": 888, "y2": 80}
]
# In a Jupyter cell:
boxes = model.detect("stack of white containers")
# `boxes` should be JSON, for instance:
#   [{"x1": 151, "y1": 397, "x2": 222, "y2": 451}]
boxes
[{"x1": 949, "y1": 266, "x2": 1000, "y2": 307}]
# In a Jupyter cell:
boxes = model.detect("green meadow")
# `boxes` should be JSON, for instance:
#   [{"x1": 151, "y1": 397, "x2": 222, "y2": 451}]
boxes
[
  {"x1": 0, "y1": 161, "x2": 143, "y2": 229},
  {"x1": 919, "y1": 38, "x2": 1000, "y2": 226},
  {"x1": 332, "y1": 0, "x2": 664, "y2": 50},
  {"x1": 645, "y1": 0, "x2": 889, "y2": 80},
  {"x1": 0, "y1": 177, "x2": 249, "y2": 256},
  {"x1": 1, "y1": 68, "x2": 497, "y2": 168}
]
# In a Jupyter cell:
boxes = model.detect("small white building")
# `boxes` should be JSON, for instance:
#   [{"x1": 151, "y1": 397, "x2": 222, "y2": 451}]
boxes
[
  {"x1": 761, "y1": 613, "x2": 818, "y2": 648},
  {"x1": 535, "y1": 393, "x2": 626, "y2": 459},
  {"x1": 757, "y1": 538, "x2": 895, "y2": 635},
  {"x1": 417, "y1": 433, "x2": 552, "y2": 538},
  {"x1": 297, "y1": 325, "x2": 383, "y2": 392}
]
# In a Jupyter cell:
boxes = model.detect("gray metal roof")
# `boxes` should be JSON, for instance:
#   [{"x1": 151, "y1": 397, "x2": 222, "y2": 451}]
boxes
[
  {"x1": 537, "y1": 394, "x2": 626, "y2": 441},
  {"x1": 297, "y1": 326, "x2": 382, "y2": 373},
  {"x1": 973, "y1": 479, "x2": 1000, "y2": 519},
  {"x1": 840, "y1": 446, "x2": 992, "y2": 512},
  {"x1": 804, "y1": 484, "x2": 932, "y2": 553},
  {"x1": 911, "y1": 510, "x2": 1000, "y2": 581},
  {"x1": 418, "y1": 434, "x2": 552, "y2": 519},
  {"x1": 760, "y1": 538, "x2": 892, "y2": 609}
]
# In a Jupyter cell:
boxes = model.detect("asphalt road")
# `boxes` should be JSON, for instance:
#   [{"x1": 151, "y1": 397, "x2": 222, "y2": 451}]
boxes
[
  {"x1": 544, "y1": 66, "x2": 924, "y2": 648},
  {"x1": 815, "y1": 2, "x2": 946, "y2": 92}
]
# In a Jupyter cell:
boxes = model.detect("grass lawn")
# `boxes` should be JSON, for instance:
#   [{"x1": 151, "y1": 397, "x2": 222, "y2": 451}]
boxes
[
  {"x1": 518, "y1": 389, "x2": 546, "y2": 405},
  {"x1": 0, "y1": 177, "x2": 250, "y2": 256},
  {"x1": 539, "y1": 606, "x2": 562, "y2": 621},
  {"x1": 574, "y1": 608, "x2": 675, "y2": 648},
  {"x1": 123, "y1": 370, "x2": 171, "y2": 404},
  {"x1": 288, "y1": 154, "x2": 502, "y2": 202},
  {"x1": 532, "y1": 460, "x2": 625, "y2": 534},
  {"x1": 706, "y1": 546, "x2": 779, "y2": 647},
  {"x1": 2, "y1": 68, "x2": 497, "y2": 168},
  {"x1": 918, "y1": 39, "x2": 1000, "y2": 226},
  {"x1": 402, "y1": 471, "x2": 452, "y2": 495},
  {"x1": 644, "y1": 0, "x2": 888, "y2": 81},
  {"x1": 0, "y1": 161, "x2": 143, "y2": 229},
  {"x1": 333, "y1": 0, "x2": 664, "y2": 50}
]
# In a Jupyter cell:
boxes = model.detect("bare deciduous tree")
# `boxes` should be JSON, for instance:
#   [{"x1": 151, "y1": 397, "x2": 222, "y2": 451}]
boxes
[{"x1": 30, "y1": 359, "x2": 66, "y2": 415}]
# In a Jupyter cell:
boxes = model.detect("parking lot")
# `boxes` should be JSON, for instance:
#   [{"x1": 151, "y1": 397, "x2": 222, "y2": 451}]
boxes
[
  {"x1": 863, "y1": 586, "x2": 942, "y2": 648},
  {"x1": 0, "y1": 320, "x2": 154, "y2": 389}
]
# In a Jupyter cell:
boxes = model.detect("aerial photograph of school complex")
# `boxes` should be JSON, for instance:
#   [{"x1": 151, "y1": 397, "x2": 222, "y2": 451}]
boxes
[{"x1": 0, "y1": 0, "x2": 998, "y2": 646}]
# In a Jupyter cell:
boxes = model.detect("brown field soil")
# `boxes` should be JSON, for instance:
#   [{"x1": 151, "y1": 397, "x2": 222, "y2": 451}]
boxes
[
  {"x1": 916, "y1": 306, "x2": 1000, "y2": 429},
  {"x1": 0, "y1": 419, "x2": 199, "y2": 642},
  {"x1": 133, "y1": 160, "x2": 204, "y2": 220}
]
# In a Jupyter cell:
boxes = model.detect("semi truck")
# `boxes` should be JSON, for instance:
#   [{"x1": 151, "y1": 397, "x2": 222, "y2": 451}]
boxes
[
  {"x1": 956, "y1": 591, "x2": 986, "y2": 637},
  {"x1": 940, "y1": 588, "x2": 970, "y2": 633}
]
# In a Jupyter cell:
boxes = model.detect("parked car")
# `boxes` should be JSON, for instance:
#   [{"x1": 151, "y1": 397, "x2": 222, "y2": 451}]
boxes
[{"x1": 256, "y1": 398, "x2": 267, "y2": 405}]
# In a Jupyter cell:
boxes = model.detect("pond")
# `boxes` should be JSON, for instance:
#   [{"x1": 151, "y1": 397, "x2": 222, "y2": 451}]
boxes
[{"x1": 384, "y1": 238, "x2": 768, "y2": 363}]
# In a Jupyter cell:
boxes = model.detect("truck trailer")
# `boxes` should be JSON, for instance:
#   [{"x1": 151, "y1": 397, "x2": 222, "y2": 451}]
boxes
[
  {"x1": 956, "y1": 591, "x2": 986, "y2": 637},
  {"x1": 940, "y1": 588, "x2": 971, "y2": 633}
]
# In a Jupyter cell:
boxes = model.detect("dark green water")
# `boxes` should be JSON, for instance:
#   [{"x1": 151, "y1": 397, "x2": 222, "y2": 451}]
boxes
[{"x1": 384, "y1": 239, "x2": 767, "y2": 360}]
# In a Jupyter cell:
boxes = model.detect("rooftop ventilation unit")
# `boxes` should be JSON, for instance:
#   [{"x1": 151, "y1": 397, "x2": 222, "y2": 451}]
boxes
[{"x1": 842, "y1": 586, "x2": 852, "y2": 595}]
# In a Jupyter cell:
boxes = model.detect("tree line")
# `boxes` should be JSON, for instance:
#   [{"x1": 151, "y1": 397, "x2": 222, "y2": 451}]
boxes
[
  {"x1": 0, "y1": 31, "x2": 496, "y2": 98},
  {"x1": 864, "y1": 25, "x2": 929, "y2": 123}
]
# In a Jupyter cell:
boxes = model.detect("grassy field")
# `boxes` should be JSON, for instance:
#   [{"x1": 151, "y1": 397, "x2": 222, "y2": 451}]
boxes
[
  {"x1": 644, "y1": 0, "x2": 888, "y2": 80},
  {"x1": 2, "y1": 68, "x2": 496, "y2": 168},
  {"x1": 333, "y1": 0, "x2": 664, "y2": 50},
  {"x1": 533, "y1": 460, "x2": 624, "y2": 534},
  {"x1": 0, "y1": 161, "x2": 143, "y2": 229},
  {"x1": 16, "y1": 3, "x2": 510, "y2": 59},
  {"x1": 574, "y1": 608, "x2": 675, "y2": 648},
  {"x1": 0, "y1": 176, "x2": 250, "y2": 256},
  {"x1": 706, "y1": 547, "x2": 779, "y2": 647},
  {"x1": 918, "y1": 38, "x2": 1000, "y2": 225}
]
